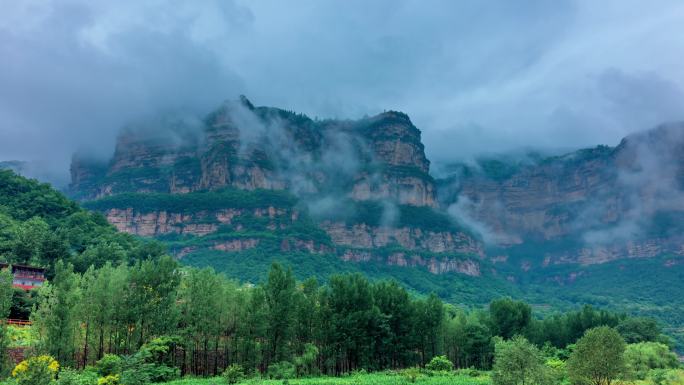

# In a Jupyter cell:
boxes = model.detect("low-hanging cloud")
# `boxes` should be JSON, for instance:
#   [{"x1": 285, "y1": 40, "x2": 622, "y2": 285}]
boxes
[
  {"x1": 197, "y1": 99, "x2": 395, "y2": 223},
  {"x1": 581, "y1": 124, "x2": 684, "y2": 246},
  {"x1": 2, "y1": 0, "x2": 684, "y2": 186}
]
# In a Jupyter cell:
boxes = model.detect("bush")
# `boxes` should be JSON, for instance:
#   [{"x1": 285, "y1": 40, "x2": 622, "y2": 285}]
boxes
[
  {"x1": 455, "y1": 368, "x2": 480, "y2": 377},
  {"x1": 95, "y1": 354, "x2": 123, "y2": 377},
  {"x1": 12, "y1": 355, "x2": 60, "y2": 385},
  {"x1": 97, "y1": 375, "x2": 120, "y2": 385},
  {"x1": 294, "y1": 343, "x2": 319, "y2": 377},
  {"x1": 651, "y1": 369, "x2": 669, "y2": 385},
  {"x1": 401, "y1": 367, "x2": 421, "y2": 383},
  {"x1": 625, "y1": 342, "x2": 680, "y2": 379},
  {"x1": 649, "y1": 369, "x2": 684, "y2": 385},
  {"x1": 545, "y1": 358, "x2": 567, "y2": 384},
  {"x1": 267, "y1": 361, "x2": 295, "y2": 380},
  {"x1": 119, "y1": 369, "x2": 150, "y2": 385},
  {"x1": 57, "y1": 368, "x2": 98, "y2": 385},
  {"x1": 425, "y1": 355, "x2": 453, "y2": 372},
  {"x1": 115, "y1": 337, "x2": 180, "y2": 384},
  {"x1": 492, "y1": 336, "x2": 550, "y2": 385},
  {"x1": 222, "y1": 364, "x2": 244, "y2": 384}
]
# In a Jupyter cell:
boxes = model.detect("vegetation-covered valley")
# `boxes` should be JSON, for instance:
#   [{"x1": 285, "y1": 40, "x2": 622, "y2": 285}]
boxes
[
  {"x1": 1, "y1": 169, "x2": 683, "y2": 385},
  {"x1": 4, "y1": 1, "x2": 684, "y2": 384}
]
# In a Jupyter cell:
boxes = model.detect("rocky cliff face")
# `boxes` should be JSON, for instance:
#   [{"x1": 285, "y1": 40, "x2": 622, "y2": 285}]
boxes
[
  {"x1": 442, "y1": 123, "x2": 684, "y2": 268},
  {"x1": 340, "y1": 249, "x2": 482, "y2": 276},
  {"x1": 104, "y1": 206, "x2": 296, "y2": 237},
  {"x1": 72, "y1": 97, "x2": 684, "y2": 279},
  {"x1": 71, "y1": 99, "x2": 436, "y2": 207},
  {"x1": 99, "y1": 202, "x2": 482, "y2": 275},
  {"x1": 450, "y1": 147, "x2": 617, "y2": 243},
  {"x1": 321, "y1": 221, "x2": 482, "y2": 255},
  {"x1": 71, "y1": 98, "x2": 479, "y2": 275}
]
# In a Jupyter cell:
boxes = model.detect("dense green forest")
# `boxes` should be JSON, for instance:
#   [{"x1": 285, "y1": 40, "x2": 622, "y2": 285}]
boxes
[
  {"x1": 83, "y1": 189, "x2": 514, "y2": 306},
  {"x1": 1, "y1": 170, "x2": 682, "y2": 385},
  {"x1": 0, "y1": 170, "x2": 167, "y2": 274},
  {"x1": 1, "y1": 261, "x2": 681, "y2": 385}
]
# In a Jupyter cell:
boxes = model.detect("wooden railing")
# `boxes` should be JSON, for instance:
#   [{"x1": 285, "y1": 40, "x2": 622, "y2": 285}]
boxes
[{"x1": 4, "y1": 319, "x2": 31, "y2": 326}]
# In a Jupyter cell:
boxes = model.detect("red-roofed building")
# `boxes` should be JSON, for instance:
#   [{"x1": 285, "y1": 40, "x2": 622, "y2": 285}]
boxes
[{"x1": 0, "y1": 263, "x2": 46, "y2": 290}]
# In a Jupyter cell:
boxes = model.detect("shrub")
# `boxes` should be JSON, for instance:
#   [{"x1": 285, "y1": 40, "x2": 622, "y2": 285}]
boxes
[
  {"x1": 651, "y1": 369, "x2": 668, "y2": 385},
  {"x1": 12, "y1": 355, "x2": 60, "y2": 385},
  {"x1": 545, "y1": 358, "x2": 567, "y2": 384},
  {"x1": 294, "y1": 343, "x2": 319, "y2": 377},
  {"x1": 455, "y1": 368, "x2": 480, "y2": 377},
  {"x1": 222, "y1": 364, "x2": 244, "y2": 384},
  {"x1": 95, "y1": 354, "x2": 123, "y2": 377},
  {"x1": 650, "y1": 369, "x2": 684, "y2": 385},
  {"x1": 119, "y1": 369, "x2": 150, "y2": 385},
  {"x1": 97, "y1": 375, "x2": 120, "y2": 385},
  {"x1": 116, "y1": 337, "x2": 180, "y2": 384},
  {"x1": 425, "y1": 355, "x2": 453, "y2": 372},
  {"x1": 130, "y1": 363, "x2": 178, "y2": 383},
  {"x1": 401, "y1": 367, "x2": 421, "y2": 383},
  {"x1": 57, "y1": 368, "x2": 98, "y2": 385},
  {"x1": 625, "y1": 342, "x2": 680, "y2": 379},
  {"x1": 492, "y1": 336, "x2": 550, "y2": 385},
  {"x1": 267, "y1": 361, "x2": 295, "y2": 380}
]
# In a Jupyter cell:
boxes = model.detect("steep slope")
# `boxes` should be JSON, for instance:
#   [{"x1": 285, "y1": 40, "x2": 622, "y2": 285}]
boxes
[
  {"x1": 0, "y1": 169, "x2": 166, "y2": 276},
  {"x1": 434, "y1": 124, "x2": 684, "y2": 349},
  {"x1": 72, "y1": 97, "x2": 436, "y2": 207},
  {"x1": 439, "y1": 123, "x2": 684, "y2": 269},
  {"x1": 69, "y1": 101, "x2": 684, "y2": 348},
  {"x1": 73, "y1": 97, "x2": 488, "y2": 282}
]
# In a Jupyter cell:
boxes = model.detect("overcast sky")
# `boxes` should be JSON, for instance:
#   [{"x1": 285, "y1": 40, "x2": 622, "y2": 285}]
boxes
[{"x1": 2, "y1": 0, "x2": 684, "y2": 185}]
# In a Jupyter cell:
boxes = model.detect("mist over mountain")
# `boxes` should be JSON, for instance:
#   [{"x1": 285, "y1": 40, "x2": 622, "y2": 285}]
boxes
[
  {"x1": 4, "y1": 1, "x2": 684, "y2": 381},
  {"x1": 60, "y1": 96, "x2": 684, "y2": 349},
  {"x1": 3, "y1": 1, "x2": 684, "y2": 187},
  {"x1": 69, "y1": 96, "x2": 684, "y2": 251}
]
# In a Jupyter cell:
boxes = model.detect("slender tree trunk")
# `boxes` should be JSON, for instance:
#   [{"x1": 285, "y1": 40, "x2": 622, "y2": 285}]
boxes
[
  {"x1": 83, "y1": 320, "x2": 90, "y2": 368},
  {"x1": 98, "y1": 326, "x2": 105, "y2": 359},
  {"x1": 214, "y1": 336, "x2": 219, "y2": 375}
]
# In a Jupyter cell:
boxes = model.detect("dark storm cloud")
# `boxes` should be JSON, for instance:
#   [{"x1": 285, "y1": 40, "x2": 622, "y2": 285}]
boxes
[
  {"x1": 0, "y1": 1, "x2": 250, "y2": 184},
  {"x1": 1, "y1": 0, "x2": 684, "y2": 185}
]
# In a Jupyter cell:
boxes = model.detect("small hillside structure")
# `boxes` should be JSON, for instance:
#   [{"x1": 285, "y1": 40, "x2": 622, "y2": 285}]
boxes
[{"x1": 0, "y1": 263, "x2": 46, "y2": 290}]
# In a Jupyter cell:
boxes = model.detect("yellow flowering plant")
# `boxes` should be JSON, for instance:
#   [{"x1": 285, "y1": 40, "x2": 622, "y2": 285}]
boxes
[
  {"x1": 12, "y1": 355, "x2": 59, "y2": 385},
  {"x1": 97, "y1": 374, "x2": 120, "y2": 385}
]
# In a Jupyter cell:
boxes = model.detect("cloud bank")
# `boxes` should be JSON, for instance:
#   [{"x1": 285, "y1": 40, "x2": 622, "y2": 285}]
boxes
[{"x1": 2, "y1": 0, "x2": 684, "y2": 185}]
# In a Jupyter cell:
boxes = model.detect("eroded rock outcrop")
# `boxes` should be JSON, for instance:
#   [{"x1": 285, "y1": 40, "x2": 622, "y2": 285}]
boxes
[
  {"x1": 71, "y1": 100, "x2": 436, "y2": 207},
  {"x1": 73, "y1": 98, "x2": 684, "y2": 280},
  {"x1": 443, "y1": 123, "x2": 684, "y2": 270},
  {"x1": 104, "y1": 206, "x2": 292, "y2": 237},
  {"x1": 321, "y1": 222, "x2": 483, "y2": 256},
  {"x1": 340, "y1": 249, "x2": 481, "y2": 276}
]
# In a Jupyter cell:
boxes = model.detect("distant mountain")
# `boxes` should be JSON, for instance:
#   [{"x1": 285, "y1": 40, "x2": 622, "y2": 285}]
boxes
[
  {"x1": 438, "y1": 122, "x2": 684, "y2": 273},
  {"x1": 69, "y1": 98, "x2": 684, "y2": 348}
]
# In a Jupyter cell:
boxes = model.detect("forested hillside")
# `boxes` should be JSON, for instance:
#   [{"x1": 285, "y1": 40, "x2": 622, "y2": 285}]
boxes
[
  {"x1": 0, "y1": 170, "x2": 166, "y2": 274},
  {"x1": 67, "y1": 100, "x2": 684, "y2": 354},
  {"x1": 0, "y1": 167, "x2": 682, "y2": 385}
]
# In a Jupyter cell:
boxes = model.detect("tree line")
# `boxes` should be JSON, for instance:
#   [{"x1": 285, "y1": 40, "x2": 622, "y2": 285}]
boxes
[{"x1": 15, "y1": 258, "x2": 671, "y2": 378}]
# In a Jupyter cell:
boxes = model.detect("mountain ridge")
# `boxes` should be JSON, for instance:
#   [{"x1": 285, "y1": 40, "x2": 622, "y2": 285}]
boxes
[
  {"x1": 0, "y1": 98, "x2": 662, "y2": 348},
  {"x1": 72, "y1": 97, "x2": 488, "y2": 282},
  {"x1": 69, "y1": 99, "x2": 684, "y2": 273}
]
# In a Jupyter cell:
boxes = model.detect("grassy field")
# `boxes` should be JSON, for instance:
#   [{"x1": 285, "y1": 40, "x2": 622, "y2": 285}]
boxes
[
  {"x1": 158, "y1": 369, "x2": 684, "y2": 385},
  {"x1": 163, "y1": 372, "x2": 491, "y2": 385}
]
